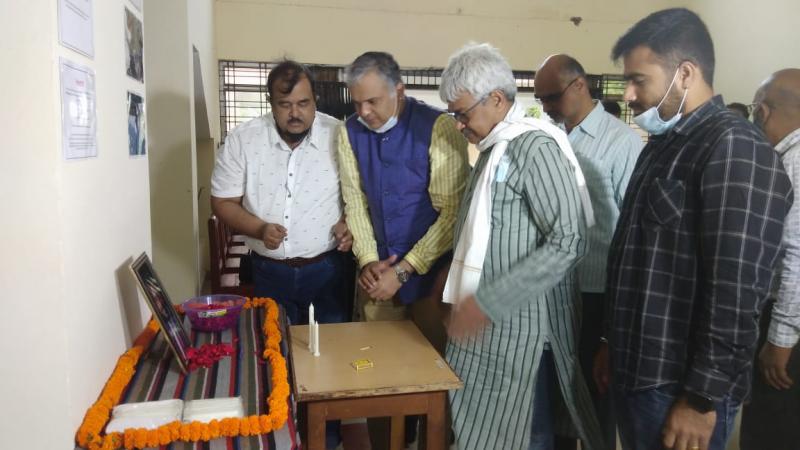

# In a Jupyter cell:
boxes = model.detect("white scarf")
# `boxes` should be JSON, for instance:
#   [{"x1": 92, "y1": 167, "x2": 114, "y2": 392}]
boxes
[{"x1": 442, "y1": 102, "x2": 594, "y2": 305}]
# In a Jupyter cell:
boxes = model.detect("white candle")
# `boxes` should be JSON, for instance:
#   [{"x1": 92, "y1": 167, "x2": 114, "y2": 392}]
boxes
[
  {"x1": 308, "y1": 303, "x2": 314, "y2": 351},
  {"x1": 313, "y1": 321, "x2": 320, "y2": 357}
]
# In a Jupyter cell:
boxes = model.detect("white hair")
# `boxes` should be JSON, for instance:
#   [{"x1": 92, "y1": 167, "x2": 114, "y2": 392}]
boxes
[{"x1": 439, "y1": 43, "x2": 517, "y2": 103}]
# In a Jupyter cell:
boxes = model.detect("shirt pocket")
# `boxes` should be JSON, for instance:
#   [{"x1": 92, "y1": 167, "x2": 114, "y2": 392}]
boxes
[{"x1": 642, "y1": 178, "x2": 685, "y2": 230}]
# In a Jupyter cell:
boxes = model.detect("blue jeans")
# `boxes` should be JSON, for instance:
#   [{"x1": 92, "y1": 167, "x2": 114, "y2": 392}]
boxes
[
  {"x1": 252, "y1": 251, "x2": 347, "y2": 326},
  {"x1": 529, "y1": 349, "x2": 556, "y2": 450},
  {"x1": 252, "y1": 250, "x2": 346, "y2": 449},
  {"x1": 613, "y1": 384, "x2": 739, "y2": 450}
]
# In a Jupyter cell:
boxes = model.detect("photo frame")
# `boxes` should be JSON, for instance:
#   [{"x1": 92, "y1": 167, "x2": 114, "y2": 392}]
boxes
[
  {"x1": 130, "y1": 253, "x2": 191, "y2": 373},
  {"x1": 124, "y1": 7, "x2": 144, "y2": 82},
  {"x1": 127, "y1": 91, "x2": 146, "y2": 156}
]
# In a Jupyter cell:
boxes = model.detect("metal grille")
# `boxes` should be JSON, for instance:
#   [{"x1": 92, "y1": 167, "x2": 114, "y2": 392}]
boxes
[
  {"x1": 219, "y1": 60, "x2": 638, "y2": 138},
  {"x1": 219, "y1": 60, "x2": 270, "y2": 136},
  {"x1": 599, "y1": 73, "x2": 648, "y2": 142}
]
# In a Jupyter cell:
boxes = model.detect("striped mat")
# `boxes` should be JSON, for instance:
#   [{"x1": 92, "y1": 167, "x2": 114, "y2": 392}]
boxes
[{"x1": 77, "y1": 307, "x2": 299, "y2": 450}]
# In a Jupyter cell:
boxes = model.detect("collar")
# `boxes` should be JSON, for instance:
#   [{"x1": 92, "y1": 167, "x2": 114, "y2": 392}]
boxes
[
  {"x1": 570, "y1": 100, "x2": 604, "y2": 139},
  {"x1": 776, "y1": 128, "x2": 800, "y2": 155},
  {"x1": 671, "y1": 95, "x2": 726, "y2": 137},
  {"x1": 265, "y1": 112, "x2": 321, "y2": 151}
]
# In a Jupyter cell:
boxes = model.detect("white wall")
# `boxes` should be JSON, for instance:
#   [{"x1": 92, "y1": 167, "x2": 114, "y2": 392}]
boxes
[
  {"x1": 696, "y1": 0, "x2": 800, "y2": 104},
  {"x1": 215, "y1": 0, "x2": 680, "y2": 73},
  {"x1": 145, "y1": 0, "x2": 218, "y2": 302},
  {"x1": 0, "y1": 0, "x2": 153, "y2": 448}
]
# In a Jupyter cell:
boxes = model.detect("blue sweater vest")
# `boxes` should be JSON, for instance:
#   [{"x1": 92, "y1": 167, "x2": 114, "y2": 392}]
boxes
[{"x1": 345, "y1": 97, "x2": 448, "y2": 303}]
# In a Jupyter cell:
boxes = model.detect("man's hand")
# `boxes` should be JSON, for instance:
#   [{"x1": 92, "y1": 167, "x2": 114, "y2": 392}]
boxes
[
  {"x1": 593, "y1": 342, "x2": 610, "y2": 395},
  {"x1": 661, "y1": 396, "x2": 716, "y2": 450},
  {"x1": 333, "y1": 219, "x2": 353, "y2": 252},
  {"x1": 260, "y1": 223, "x2": 287, "y2": 250},
  {"x1": 446, "y1": 295, "x2": 490, "y2": 342},
  {"x1": 359, "y1": 255, "x2": 398, "y2": 292},
  {"x1": 368, "y1": 267, "x2": 403, "y2": 301},
  {"x1": 759, "y1": 342, "x2": 795, "y2": 390}
]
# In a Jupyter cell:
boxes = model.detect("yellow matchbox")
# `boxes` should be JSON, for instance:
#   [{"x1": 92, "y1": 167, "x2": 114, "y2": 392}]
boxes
[{"x1": 351, "y1": 358, "x2": 374, "y2": 371}]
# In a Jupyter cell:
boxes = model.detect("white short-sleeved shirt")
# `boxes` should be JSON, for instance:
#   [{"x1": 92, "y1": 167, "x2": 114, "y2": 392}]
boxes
[{"x1": 211, "y1": 112, "x2": 343, "y2": 259}]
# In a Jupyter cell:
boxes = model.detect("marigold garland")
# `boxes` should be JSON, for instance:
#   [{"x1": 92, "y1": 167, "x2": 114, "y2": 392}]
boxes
[{"x1": 75, "y1": 298, "x2": 290, "y2": 450}]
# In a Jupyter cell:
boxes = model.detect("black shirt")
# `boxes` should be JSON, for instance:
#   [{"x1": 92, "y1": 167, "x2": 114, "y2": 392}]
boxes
[{"x1": 607, "y1": 95, "x2": 793, "y2": 403}]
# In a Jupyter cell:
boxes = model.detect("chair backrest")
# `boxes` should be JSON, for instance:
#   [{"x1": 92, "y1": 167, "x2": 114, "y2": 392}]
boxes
[{"x1": 208, "y1": 215, "x2": 223, "y2": 291}]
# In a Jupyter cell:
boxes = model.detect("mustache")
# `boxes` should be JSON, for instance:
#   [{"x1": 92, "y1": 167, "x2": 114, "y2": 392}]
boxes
[{"x1": 288, "y1": 118, "x2": 304, "y2": 124}]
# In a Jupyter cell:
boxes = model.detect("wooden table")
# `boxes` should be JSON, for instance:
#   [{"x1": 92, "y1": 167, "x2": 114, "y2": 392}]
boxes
[{"x1": 289, "y1": 320, "x2": 462, "y2": 450}]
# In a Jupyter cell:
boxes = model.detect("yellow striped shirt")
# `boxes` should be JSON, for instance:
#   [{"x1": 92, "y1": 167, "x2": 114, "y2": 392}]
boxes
[{"x1": 336, "y1": 113, "x2": 469, "y2": 274}]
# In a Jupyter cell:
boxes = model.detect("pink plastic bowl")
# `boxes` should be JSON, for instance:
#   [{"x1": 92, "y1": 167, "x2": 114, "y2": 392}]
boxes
[{"x1": 181, "y1": 294, "x2": 246, "y2": 332}]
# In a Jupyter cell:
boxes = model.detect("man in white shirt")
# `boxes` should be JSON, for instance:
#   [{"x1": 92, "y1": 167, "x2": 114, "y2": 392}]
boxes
[
  {"x1": 212, "y1": 60, "x2": 352, "y2": 321},
  {"x1": 534, "y1": 54, "x2": 642, "y2": 450},
  {"x1": 741, "y1": 68, "x2": 800, "y2": 450},
  {"x1": 211, "y1": 61, "x2": 351, "y2": 449}
]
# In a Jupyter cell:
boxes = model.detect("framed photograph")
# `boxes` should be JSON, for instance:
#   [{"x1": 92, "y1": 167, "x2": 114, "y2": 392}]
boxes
[
  {"x1": 130, "y1": 253, "x2": 191, "y2": 373},
  {"x1": 127, "y1": 91, "x2": 146, "y2": 156},
  {"x1": 124, "y1": 7, "x2": 144, "y2": 82}
]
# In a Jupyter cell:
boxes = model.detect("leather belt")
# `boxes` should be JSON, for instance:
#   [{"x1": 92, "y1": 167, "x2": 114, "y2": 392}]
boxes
[{"x1": 254, "y1": 251, "x2": 330, "y2": 268}]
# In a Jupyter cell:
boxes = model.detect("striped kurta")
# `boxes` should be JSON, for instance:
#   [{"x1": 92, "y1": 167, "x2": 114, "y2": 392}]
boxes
[{"x1": 447, "y1": 130, "x2": 603, "y2": 450}]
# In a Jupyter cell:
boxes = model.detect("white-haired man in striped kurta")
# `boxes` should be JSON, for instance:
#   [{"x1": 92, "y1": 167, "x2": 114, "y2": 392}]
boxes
[{"x1": 439, "y1": 42, "x2": 603, "y2": 450}]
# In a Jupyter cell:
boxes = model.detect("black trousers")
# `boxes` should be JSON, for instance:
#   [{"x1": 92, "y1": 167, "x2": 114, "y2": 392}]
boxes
[
  {"x1": 740, "y1": 301, "x2": 800, "y2": 450},
  {"x1": 556, "y1": 292, "x2": 616, "y2": 450}
]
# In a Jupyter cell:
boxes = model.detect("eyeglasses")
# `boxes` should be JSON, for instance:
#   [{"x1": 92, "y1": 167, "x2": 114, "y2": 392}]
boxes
[
  {"x1": 534, "y1": 77, "x2": 579, "y2": 104},
  {"x1": 448, "y1": 95, "x2": 488, "y2": 124}
]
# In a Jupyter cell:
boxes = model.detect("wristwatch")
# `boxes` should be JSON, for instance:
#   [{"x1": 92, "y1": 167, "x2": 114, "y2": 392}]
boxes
[
  {"x1": 684, "y1": 390, "x2": 715, "y2": 413},
  {"x1": 394, "y1": 264, "x2": 411, "y2": 284}
]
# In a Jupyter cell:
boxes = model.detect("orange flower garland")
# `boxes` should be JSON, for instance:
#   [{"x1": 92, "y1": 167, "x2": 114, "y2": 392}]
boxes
[{"x1": 75, "y1": 298, "x2": 290, "y2": 450}]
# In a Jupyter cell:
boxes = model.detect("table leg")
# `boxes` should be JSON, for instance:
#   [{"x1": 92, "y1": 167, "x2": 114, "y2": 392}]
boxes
[
  {"x1": 307, "y1": 402, "x2": 327, "y2": 450},
  {"x1": 390, "y1": 415, "x2": 405, "y2": 450},
  {"x1": 426, "y1": 391, "x2": 446, "y2": 450}
]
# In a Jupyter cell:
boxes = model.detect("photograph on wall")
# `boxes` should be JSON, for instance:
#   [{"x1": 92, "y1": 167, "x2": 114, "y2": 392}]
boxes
[
  {"x1": 124, "y1": 7, "x2": 144, "y2": 82},
  {"x1": 127, "y1": 91, "x2": 146, "y2": 156},
  {"x1": 129, "y1": 0, "x2": 142, "y2": 12},
  {"x1": 130, "y1": 253, "x2": 191, "y2": 373}
]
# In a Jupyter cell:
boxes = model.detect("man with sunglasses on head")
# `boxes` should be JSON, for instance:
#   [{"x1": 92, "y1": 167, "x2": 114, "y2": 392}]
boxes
[
  {"x1": 595, "y1": 9, "x2": 792, "y2": 450},
  {"x1": 534, "y1": 54, "x2": 642, "y2": 450},
  {"x1": 336, "y1": 51, "x2": 468, "y2": 450}
]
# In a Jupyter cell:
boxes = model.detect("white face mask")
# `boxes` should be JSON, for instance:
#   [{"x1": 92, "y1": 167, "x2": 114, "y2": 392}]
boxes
[
  {"x1": 358, "y1": 95, "x2": 399, "y2": 133},
  {"x1": 633, "y1": 68, "x2": 688, "y2": 135}
]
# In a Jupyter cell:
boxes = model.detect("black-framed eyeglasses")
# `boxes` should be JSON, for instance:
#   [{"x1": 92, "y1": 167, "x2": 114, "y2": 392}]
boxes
[
  {"x1": 535, "y1": 77, "x2": 579, "y2": 104},
  {"x1": 448, "y1": 95, "x2": 488, "y2": 124}
]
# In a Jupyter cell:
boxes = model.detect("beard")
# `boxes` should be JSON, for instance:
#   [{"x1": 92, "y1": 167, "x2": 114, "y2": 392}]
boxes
[{"x1": 277, "y1": 121, "x2": 310, "y2": 145}]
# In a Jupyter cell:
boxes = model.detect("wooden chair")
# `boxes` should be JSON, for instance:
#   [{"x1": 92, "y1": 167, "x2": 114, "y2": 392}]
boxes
[{"x1": 208, "y1": 215, "x2": 253, "y2": 297}]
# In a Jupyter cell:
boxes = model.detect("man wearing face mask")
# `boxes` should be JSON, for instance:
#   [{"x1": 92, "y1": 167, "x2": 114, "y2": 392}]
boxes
[
  {"x1": 593, "y1": 9, "x2": 792, "y2": 450},
  {"x1": 534, "y1": 54, "x2": 642, "y2": 450},
  {"x1": 336, "y1": 51, "x2": 468, "y2": 449},
  {"x1": 740, "y1": 69, "x2": 800, "y2": 450}
]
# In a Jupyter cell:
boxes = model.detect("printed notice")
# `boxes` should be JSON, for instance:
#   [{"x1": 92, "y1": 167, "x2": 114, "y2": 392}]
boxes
[
  {"x1": 60, "y1": 58, "x2": 98, "y2": 160},
  {"x1": 58, "y1": 0, "x2": 94, "y2": 58}
]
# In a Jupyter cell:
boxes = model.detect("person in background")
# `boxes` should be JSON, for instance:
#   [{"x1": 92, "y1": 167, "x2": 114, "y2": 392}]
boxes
[
  {"x1": 740, "y1": 68, "x2": 800, "y2": 450},
  {"x1": 596, "y1": 8, "x2": 792, "y2": 450},
  {"x1": 601, "y1": 99, "x2": 622, "y2": 119},
  {"x1": 535, "y1": 53, "x2": 642, "y2": 450},
  {"x1": 726, "y1": 101, "x2": 750, "y2": 119}
]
